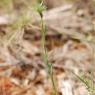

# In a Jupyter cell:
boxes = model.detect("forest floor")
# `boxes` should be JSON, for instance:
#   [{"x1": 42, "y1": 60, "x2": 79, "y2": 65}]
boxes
[{"x1": 0, "y1": 0, "x2": 95, "y2": 95}]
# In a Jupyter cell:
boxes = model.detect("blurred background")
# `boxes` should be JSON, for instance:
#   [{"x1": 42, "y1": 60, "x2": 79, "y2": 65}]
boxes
[{"x1": 0, "y1": 0, "x2": 95, "y2": 95}]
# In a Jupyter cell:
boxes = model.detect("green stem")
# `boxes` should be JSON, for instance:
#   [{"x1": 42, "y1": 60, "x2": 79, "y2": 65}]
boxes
[{"x1": 41, "y1": 17, "x2": 58, "y2": 95}]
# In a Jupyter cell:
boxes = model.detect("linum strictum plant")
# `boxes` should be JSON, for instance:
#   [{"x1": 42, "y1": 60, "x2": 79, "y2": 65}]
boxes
[{"x1": 34, "y1": 1, "x2": 58, "y2": 95}]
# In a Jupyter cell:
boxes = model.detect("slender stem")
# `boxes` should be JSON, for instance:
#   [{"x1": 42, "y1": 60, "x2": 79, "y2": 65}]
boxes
[
  {"x1": 41, "y1": 17, "x2": 58, "y2": 95},
  {"x1": 50, "y1": 65, "x2": 58, "y2": 95}
]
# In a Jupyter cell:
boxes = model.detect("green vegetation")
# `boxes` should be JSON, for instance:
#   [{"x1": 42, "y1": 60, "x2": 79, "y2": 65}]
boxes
[
  {"x1": 35, "y1": 1, "x2": 58, "y2": 95},
  {"x1": 73, "y1": 72, "x2": 95, "y2": 95}
]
